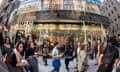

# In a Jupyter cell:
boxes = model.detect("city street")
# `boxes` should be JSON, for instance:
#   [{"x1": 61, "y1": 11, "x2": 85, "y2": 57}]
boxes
[
  {"x1": 38, "y1": 57, "x2": 98, "y2": 72},
  {"x1": 0, "y1": 0, "x2": 120, "y2": 72}
]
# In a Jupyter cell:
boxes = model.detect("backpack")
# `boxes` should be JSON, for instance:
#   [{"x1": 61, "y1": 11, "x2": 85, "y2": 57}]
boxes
[
  {"x1": 102, "y1": 47, "x2": 115, "y2": 67},
  {"x1": 4, "y1": 52, "x2": 13, "y2": 68}
]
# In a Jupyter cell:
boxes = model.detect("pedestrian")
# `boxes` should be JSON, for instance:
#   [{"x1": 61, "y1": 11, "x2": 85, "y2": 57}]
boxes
[
  {"x1": 116, "y1": 34, "x2": 120, "y2": 57},
  {"x1": 78, "y1": 44, "x2": 87, "y2": 72},
  {"x1": 112, "y1": 34, "x2": 120, "y2": 71},
  {"x1": 74, "y1": 42, "x2": 81, "y2": 68},
  {"x1": 97, "y1": 38, "x2": 119, "y2": 72},
  {"x1": 42, "y1": 44, "x2": 48, "y2": 66},
  {"x1": 64, "y1": 41, "x2": 74, "y2": 71},
  {"x1": 1, "y1": 36, "x2": 13, "y2": 69},
  {"x1": 0, "y1": 32, "x2": 4, "y2": 47},
  {"x1": 15, "y1": 31, "x2": 21, "y2": 44},
  {"x1": 27, "y1": 52, "x2": 39, "y2": 72},
  {"x1": 94, "y1": 39, "x2": 104, "y2": 65},
  {"x1": 20, "y1": 36, "x2": 27, "y2": 54},
  {"x1": 94, "y1": 42, "x2": 98, "y2": 59},
  {"x1": 10, "y1": 42, "x2": 27, "y2": 72},
  {"x1": 88, "y1": 41, "x2": 94, "y2": 60},
  {"x1": 1, "y1": 36, "x2": 13, "y2": 56},
  {"x1": 0, "y1": 47, "x2": 9, "y2": 72},
  {"x1": 51, "y1": 42, "x2": 62, "y2": 72},
  {"x1": 25, "y1": 41, "x2": 36, "y2": 59}
]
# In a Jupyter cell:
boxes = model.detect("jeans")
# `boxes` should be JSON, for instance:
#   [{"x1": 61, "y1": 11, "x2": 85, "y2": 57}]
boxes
[
  {"x1": 52, "y1": 68, "x2": 60, "y2": 72},
  {"x1": 65, "y1": 58, "x2": 71, "y2": 70},
  {"x1": 43, "y1": 56, "x2": 48, "y2": 65}
]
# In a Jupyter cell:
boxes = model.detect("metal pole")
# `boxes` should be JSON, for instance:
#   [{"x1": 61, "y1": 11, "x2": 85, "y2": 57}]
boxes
[
  {"x1": 101, "y1": 23, "x2": 107, "y2": 47},
  {"x1": 82, "y1": 0, "x2": 87, "y2": 44},
  {"x1": 83, "y1": 21, "x2": 87, "y2": 44}
]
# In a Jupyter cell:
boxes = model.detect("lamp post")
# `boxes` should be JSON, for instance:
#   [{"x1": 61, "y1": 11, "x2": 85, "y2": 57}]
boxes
[{"x1": 101, "y1": 23, "x2": 107, "y2": 47}]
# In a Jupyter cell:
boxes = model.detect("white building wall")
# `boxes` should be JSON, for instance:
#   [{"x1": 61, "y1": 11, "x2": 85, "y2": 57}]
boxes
[{"x1": 104, "y1": 0, "x2": 120, "y2": 36}]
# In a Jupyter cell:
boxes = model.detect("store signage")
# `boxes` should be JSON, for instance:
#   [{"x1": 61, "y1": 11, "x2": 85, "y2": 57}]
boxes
[{"x1": 18, "y1": 4, "x2": 38, "y2": 14}]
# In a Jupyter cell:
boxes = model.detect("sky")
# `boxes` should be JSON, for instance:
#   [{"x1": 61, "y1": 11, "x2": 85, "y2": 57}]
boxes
[
  {"x1": 101, "y1": 0, "x2": 104, "y2": 2},
  {"x1": 117, "y1": 0, "x2": 120, "y2": 2},
  {"x1": 0, "y1": 0, "x2": 2, "y2": 5}
]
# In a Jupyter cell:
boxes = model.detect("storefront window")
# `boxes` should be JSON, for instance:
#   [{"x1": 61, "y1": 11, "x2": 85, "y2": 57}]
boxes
[{"x1": 10, "y1": 23, "x2": 107, "y2": 52}]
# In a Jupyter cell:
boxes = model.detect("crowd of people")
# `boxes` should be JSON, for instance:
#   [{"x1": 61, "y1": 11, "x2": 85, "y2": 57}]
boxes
[
  {"x1": 0, "y1": 32, "x2": 120, "y2": 72},
  {"x1": 97, "y1": 34, "x2": 120, "y2": 72},
  {"x1": 0, "y1": 32, "x2": 39, "y2": 72}
]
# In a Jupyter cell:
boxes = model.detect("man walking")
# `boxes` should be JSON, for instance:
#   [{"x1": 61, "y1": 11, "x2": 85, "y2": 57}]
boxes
[{"x1": 51, "y1": 42, "x2": 62, "y2": 72}]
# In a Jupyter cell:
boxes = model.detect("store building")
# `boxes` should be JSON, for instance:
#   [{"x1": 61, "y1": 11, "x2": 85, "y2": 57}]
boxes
[{"x1": 8, "y1": 0, "x2": 110, "y2": 48}]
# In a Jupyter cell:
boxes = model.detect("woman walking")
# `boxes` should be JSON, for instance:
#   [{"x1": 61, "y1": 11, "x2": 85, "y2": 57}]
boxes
[
  {"x1": 10, "y1": 42, "x2": 27, "y2": 72},
  {"x1": 1, "y1": 36, "x2": 13, "y2": 69},
  {"x1": 78, "y1": 44, "x2": 87, "y2": 72}
]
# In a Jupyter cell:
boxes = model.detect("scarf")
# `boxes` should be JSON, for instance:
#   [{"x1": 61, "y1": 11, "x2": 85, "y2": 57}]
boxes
[{"x1": 13, "y1": 48, "x2": 26, "y2": 72}]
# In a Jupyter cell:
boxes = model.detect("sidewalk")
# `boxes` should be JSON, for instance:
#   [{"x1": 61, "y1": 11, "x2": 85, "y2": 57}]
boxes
[
  {"x1": 86, "y1": 59, "x2": 98, "y2": 72},
  {"x1": 38, "y1": 56, "x2": 98, "y2": 72}
]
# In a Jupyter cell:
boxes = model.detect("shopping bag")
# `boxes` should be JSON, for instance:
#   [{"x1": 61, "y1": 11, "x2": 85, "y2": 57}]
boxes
[{"x1": 52, "y1": 59, "x2": 61, "y2": 68}]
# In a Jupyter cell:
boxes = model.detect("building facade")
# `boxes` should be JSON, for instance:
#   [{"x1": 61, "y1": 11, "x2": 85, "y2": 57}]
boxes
[
  {"x1": 104, "y1": 0, "x2": 120, "y2": 36},
  {"x1": 8, "y1": 0, "x2": 109, "y2": 48},
  {"x1": 0, "y1": 0, "x2": 20, "y2": 37}
]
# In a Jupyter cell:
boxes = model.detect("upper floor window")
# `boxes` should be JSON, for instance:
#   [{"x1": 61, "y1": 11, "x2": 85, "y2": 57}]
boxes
[
  {"x1": 105, "y1": 7, "x2": 108, "y2": 10},
  {"x1": 114, "y1": 18, "x2": 117, "y2": 21},
  {"x1": 108, "y1": 3, "x2": 111, "y2": 8},
  {"x1": 116, "y1": 24, "x2": 119, "y2": 29},
  {"x1": 111, "y1": 10, "x2": 114, "y2": 14},
  {"x1": 114, "y1": 6, "x2": 117, "y2": 11},
  {"x1": 108, "y1": 12, "x2": 111, "y2": 16},
  {"x1": 118, "y1": 16, "x2": 120, "y2": 18},
  {"x1": 111, "y1": 2, "x2": 114, "y2": 5}
]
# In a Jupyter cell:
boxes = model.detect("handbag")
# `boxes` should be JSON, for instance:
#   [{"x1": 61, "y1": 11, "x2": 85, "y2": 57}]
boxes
[
  {"x1": 52, "y1": 59, "x2": 61, "y2": 68},
  {"x1": 4, "y1": 54, "x2": 11, "y2": 67},
  {"x1": 97, "y1": 65, "x2": 106, "y2": 72}
]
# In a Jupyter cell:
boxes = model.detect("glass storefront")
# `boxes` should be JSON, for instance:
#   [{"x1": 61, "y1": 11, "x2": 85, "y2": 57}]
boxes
[
  {"x1": 8, "y1": 0, "x2": 109, "y2": 53},
  {"x1": 31, "y1": 23, "x2": 106, "y2": 49},
  {"x1": 10, "y1": 23, "x2": 108, "y2": 52}
]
